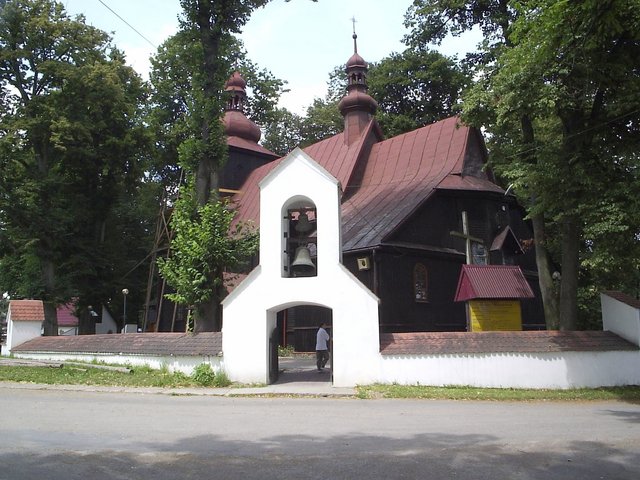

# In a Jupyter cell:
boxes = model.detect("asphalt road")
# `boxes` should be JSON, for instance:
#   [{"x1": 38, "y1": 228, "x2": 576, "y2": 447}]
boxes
[{"x1": 1, "y1": 387, "x2": 639, "y2": 479}]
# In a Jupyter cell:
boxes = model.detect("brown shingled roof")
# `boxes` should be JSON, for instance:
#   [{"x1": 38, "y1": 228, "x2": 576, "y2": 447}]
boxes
[
  {"x1": 380, "y1": 331, "x2": 638, "y2": 355},
  {"x1": 9, "y1": 300, "x2": 44, "y2": 322},
  {"x1": 232, "y1": 116, "x2": 502, "y2": 252},
  {"x1": 12, "y1": 332, "x2": 222, "y2": 356}
]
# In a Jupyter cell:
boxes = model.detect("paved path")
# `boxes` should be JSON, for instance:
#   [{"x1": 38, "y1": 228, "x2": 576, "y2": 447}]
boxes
[{"x1": 1, "y1": 386, "x2": 638, "y2": 479}]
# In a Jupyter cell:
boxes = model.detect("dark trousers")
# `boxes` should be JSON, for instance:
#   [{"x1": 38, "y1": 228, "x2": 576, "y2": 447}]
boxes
[{"x1": 316, "y1": 349, "x2": 329, "y2": 370}]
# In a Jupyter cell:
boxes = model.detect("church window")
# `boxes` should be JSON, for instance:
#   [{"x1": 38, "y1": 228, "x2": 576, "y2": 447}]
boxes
[
  {"x1": 472, "y1": 242, "x2": 488, "y2": 265},
  {"x1": 414, "y1": 263, "x2": 428, "y2": 303}
]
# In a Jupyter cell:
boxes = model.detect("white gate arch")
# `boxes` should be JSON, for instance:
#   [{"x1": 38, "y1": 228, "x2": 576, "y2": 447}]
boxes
[{"x1": 222, "y1": 148, "x2": 380, "y2": 387}]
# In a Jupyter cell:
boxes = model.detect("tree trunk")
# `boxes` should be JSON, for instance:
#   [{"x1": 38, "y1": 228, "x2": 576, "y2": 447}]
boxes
[
  {"x1": 78, "y1": 305, "x2": 97, "y2": 335},
  {"x1": 531, "y1": 213, "x2": 560, "y2": 329},
  {"x1": 194, "y1": 296, "x2": 221, "y2": 332},
  {"x1": 559, "y1": 216, "x2": 580, "y2": 330},
  {"x1": 190, "y1": 1, "x2": 226, "y2": 332},
  {"x1": 41, "y1": 258, "x2": 58, "y2": 336},
  {"x1": 42, "y1": 300, "x2": 58, "y2": 336}
]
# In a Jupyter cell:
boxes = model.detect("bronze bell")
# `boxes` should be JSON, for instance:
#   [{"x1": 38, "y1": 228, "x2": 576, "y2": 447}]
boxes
[
  {"x1": 291, "y1": 246, "x2": 315, "y2": 274},
  {"x1": 295, "y1": 212, "x2": 313, "y2": 233}
]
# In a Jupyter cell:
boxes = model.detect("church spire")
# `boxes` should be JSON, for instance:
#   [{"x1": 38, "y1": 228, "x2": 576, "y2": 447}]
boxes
[
  {"x1": 223, "y1": 71, "x2": 261, "y2": 144},
  {"x1": 352, "y1": 16, "x2": 358, "y2": 54},
  {"x1": 338, "y1": 21, "x2": 378, "y2": 146}
]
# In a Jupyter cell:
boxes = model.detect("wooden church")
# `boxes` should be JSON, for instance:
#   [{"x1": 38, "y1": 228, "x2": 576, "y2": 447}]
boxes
[
  {"x1": 145, "y1": 37, "x2": 544, "y2": 348},
  {"x1": 220, "y1": 36, "x2": 544, "y2": 350}
]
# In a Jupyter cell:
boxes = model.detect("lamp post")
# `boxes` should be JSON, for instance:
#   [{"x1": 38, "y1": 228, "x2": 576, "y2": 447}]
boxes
[{"x1": 122, "y1": 288, "x2": 129, "y2": 333}]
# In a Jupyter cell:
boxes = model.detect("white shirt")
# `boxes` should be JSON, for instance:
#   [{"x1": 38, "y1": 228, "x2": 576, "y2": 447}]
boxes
[{"x1": 316, "y1": 327, "x2": 330, "y2": 350}]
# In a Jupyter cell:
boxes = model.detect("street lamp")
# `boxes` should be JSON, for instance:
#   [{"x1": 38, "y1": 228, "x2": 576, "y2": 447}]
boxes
[{"x1": 122, "y1": 288, "x2": 129, "y2": 333}]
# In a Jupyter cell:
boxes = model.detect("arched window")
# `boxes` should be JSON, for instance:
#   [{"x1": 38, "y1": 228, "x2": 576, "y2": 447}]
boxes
[
  {"x1": 413, "y1": 263, "x2": 428, "y2": 303},
  {"x1": 282, "y1": 200, "x2": 317, "y2": 278}
]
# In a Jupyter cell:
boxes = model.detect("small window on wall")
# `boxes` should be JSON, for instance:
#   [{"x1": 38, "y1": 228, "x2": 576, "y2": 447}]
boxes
[{"x1": 414, "y1": 263, "x2": 428, "y2": 303}]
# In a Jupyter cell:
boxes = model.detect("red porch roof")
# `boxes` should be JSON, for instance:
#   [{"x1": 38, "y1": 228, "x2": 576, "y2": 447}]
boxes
[{"x1": 454, "y1": 265, "x2": 534, "y2": 301}]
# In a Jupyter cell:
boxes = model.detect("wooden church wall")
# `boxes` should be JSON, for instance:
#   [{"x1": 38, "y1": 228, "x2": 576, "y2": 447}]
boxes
[
  {"x1": 221, "y1": 149, "x2": 276, "y2": 192},
  {"x1": 376, "y1": 250, "x2": 467, "y2": 332},
  {"x1": 381, "y1": 190, "x2": 545, "y2": 330}
]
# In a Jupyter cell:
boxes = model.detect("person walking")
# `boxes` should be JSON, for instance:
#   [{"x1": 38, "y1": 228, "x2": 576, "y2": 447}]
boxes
[{"x1": 316, "y1": 322, "x2": 330, "y2": 372}]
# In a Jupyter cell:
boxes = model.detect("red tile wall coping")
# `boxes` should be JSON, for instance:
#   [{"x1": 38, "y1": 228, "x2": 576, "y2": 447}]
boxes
[
  {"x1": 603, "y1": 291, "x2": 640, "y2": 310},
  {"x1": 12, "y1": 332, "x2": 222, "y2": 357},
  {"x1": 379, "y1": 331, "x2": 638, "y2": 355},
  {"x1": 14, "y1": 331, "x2": 636, "y2": 357},
  {"x1": 9, "y1": 300, "x2": 45, "y2": 322}
]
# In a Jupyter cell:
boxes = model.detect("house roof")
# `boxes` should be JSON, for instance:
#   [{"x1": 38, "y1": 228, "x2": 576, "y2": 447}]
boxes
[
  {"x1": 57, "y1": 304, "x2": 79, "y2": 327},
  {"x1": 454, "y1": 265, "x2": 535, "y2": 301},
  {"x1": 8, "y1": 300, "x2": 44, "y2": 322},
  {"x1": 233, "y1": 116, "x2": 504, "y2": 251},
  {"x1": 379, "y1": 330, "x2": 638, "y2": 355},
  {"x1": 603, "y1": 291, "x2": 640, "y2": 309},
  {"x1": 12, "y1": 332, "x2": 223, "y2": 356}
]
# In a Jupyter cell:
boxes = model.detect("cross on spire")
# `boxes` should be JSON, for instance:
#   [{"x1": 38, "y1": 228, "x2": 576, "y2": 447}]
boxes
[{"x1": 351, "y1": 16, "x2": 358, "y2": 53}]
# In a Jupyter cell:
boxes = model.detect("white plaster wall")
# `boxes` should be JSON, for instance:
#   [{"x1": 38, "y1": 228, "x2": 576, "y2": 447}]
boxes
[
  {"x1": 58, "y1": 327, "x2": 78, "y2": 336},
  {"x1": 601, "y1": 293, "x2": 640, "y2": 346},
  {"x1": 13, "y1": 351, "x2": 222, "y2": 375},
  {"x1": 95, "y1": 307, "x2": 118, "y2": 334},
  {"x1": 5, "y1": 319, "x2": 42, "y2": 356},
  {"x1": 223, "y1": 266, "x2": 380, "y2": 386},
  {"x1": 378, "y1": 350, "x2": 640, "y2": 389},
  {"x1": 223, "y1": 149, "x2": 380, "y2": 387}
]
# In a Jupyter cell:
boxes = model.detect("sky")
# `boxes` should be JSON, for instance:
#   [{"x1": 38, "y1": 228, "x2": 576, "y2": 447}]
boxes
[{"x1": 62, "y1": 0, "x2": 481, "y2": 114}]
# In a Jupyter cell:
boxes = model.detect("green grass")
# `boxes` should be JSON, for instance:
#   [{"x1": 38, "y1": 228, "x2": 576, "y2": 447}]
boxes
[
  {"x1": 3, "y1": 364, "x2": 640, "y2": 401},
  {"x1": 0, "y1": 364, "x2": 218, "y2": 389},
  {"x1": 356, "y1": 384, "x2": 640, "y2": 402}
]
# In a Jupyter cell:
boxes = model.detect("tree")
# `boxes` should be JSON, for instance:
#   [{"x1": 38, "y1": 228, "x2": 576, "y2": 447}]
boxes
[
  {"x1": 297, "y1": 47, "x2": 469, "y2": 144},
  {"x1": 473, "y1": 0, "x2": 640, "y2": 330},
  {"x1": 406, "y1": 0, "x2": 640, "y2": 329},
  {"x1": 367, "y1": 49, "x2": 470, "y2": 137},
  {"x1": 156, "y1": 184, "x2": 258, "y2": 331},
  {"x1": 0, "y1": 0, "x2": 150, "y2": 334},
  {"x1": 261, "y1": 107, "x2": 304, "y2": 156},
  {"x1": 150, "y1": 1, "x2": 293, "y2": 331},
  {"x1": 148, "y1": 33, "x2": 286, "y2": 195}
]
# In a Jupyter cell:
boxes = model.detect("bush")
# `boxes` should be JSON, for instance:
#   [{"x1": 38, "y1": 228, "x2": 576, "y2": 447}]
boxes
[
  {"x1": 212, "y1": 370, "x2": 231, "y2": 387},
  {"x1": 192, "y1": 363, "x2": 215, "y2": 386},
  {"x1": 191, "y1": 363, "x2": 231, "y2": 387},
  {"x1": 278, "y1": 345, "x2": 295, "y2": 357}
]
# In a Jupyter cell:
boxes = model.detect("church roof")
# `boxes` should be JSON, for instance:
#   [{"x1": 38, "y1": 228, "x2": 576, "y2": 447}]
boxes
[
  {"x1": 227, "y1": 134, "x2": 277, "y2": 157},
  {"x1": 232, "y1": 116, "x2": 504, "y2": 251}
]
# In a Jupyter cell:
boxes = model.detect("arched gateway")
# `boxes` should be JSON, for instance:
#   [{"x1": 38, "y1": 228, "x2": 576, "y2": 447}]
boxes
[{"x1": 222, "y1": 148, "x2": 380, "y2": 387}]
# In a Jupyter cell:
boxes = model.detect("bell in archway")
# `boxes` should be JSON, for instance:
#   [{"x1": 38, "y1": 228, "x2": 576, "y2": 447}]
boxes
[
  {"x1": 295, "y1": 211, "x2": 314, "y2": 233},
  {"x1": 291, "y1": 246, "x2": 315, "y2": 275}
]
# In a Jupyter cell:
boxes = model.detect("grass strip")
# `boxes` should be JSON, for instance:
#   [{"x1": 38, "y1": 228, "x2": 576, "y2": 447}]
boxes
[
  {"x1": 0, "y1": 365, "x2": 198, "y2": 389},
  {"x1": 357, "y1": 384, "x2": 640, "y2": 402}
]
